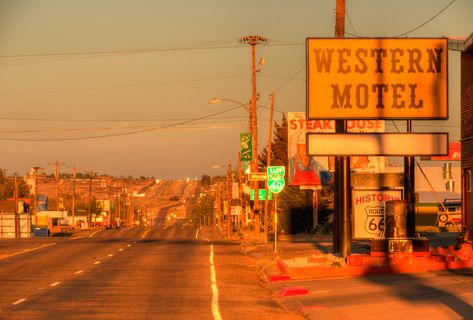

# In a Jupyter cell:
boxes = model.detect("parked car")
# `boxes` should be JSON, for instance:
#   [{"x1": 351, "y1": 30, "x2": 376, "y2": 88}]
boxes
[{"x1": 437, "y1": 198, "x2": 462, "y2": 227}]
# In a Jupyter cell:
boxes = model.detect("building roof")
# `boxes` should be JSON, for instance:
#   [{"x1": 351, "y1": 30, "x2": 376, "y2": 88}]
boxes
[
  {"x1": 449, "y1": 32, "x2": 473, "y2": 52},
  {"x1": 384, "y1": 165, "x2": 461, "y2": 203}
]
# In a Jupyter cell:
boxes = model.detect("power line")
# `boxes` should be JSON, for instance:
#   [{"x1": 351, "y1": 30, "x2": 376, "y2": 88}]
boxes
[
  {"x1": 0, "y1": 105, "x2": 243, "y2": 141},
  {"x1": 393, "y1": 0, "x2": 456, "y2": 37},
  {"x1": 273, "y1": 65, "x2": 305, "y2": 94},
  {"x1": 345, "y1": 0, "x2": 457, "y2": 38},
  {"x1": 0, "y1": 74, "x2": 248, "y2": 97},
  {"x1": 0, "y1": 114, "x2": 249, "y2": 123},
  {"x1": 0, "y1": 41, "x2": 301, "y2": 60}
]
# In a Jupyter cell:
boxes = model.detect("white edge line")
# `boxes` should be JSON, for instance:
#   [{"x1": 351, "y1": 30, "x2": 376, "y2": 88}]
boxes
[
  {"x1": 210, "y1": 244, "x2": 222, "y2": 320},
  {"x1": 0, "y1": 243, "x2": 57, "y2": 260},
  {"x1": 195, "y1": 229, "x2": 200, "y2": 239},
  {"x1": 12, "y1": 298, "x2": 26, "y2": 305},
  {"x1": 88, "y1": 230, "x2": 101, "y2": 238}
]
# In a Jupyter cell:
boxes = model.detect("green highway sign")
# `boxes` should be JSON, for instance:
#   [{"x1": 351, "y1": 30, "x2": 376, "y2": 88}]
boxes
[
  {"x1": 267, "y1": 166, "x2": 285, "y2": 175},
  {"x1": 267, "y1": 178, "x2": 285, "y2": 193},
  {"x1": 267, "y1": 166, "x2": 286, "y2": 194},
  {"x1": 250, "y1": 189, "x2": 273, "y2": 201}
]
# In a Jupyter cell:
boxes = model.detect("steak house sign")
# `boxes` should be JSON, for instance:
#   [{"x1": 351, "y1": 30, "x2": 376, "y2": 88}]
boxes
[{"x1": 307, "y1": 38, "x2": 448, "y2": 119}]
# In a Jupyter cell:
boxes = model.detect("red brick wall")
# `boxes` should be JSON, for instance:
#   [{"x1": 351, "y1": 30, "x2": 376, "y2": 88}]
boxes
[{"x1": 461, "y1": 50, "x2": 473, "y2": 228}]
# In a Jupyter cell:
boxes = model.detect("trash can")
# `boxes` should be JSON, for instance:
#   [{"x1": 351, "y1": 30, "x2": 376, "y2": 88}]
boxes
[
  {"x1": 385, "y1": 200, "x2": 407, "y2": 239},
  {"x1": 33, "y1": 227, "x2": 49, "y2": 237}
]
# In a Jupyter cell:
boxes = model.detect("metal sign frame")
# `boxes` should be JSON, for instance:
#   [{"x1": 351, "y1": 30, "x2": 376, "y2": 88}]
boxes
[{"x1": 306, "y1": 37, "x2": 448, "y2": 120}]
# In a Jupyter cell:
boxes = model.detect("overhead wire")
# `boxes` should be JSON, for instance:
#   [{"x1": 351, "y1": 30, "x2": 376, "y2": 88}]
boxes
[
  {"x1": 0, "y1": 41, "x2": 302, "y2": 60},
  {"x1": 0, "y1": 104, "x2": 244, "y2": 141},
  {"x1": 345, "y1": 0, "x2": 457, "y2": 38},
  {"x1": 0, "y1": 74, "x2": 249, "y2": 97}
]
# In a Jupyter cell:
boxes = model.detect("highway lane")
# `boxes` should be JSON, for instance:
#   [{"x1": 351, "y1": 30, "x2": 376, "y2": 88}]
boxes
[{"x1": 0, "y1": 223, "x2": 303, "y2": 319}]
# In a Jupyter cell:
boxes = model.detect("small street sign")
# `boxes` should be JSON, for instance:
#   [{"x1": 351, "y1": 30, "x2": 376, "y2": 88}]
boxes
[
  {"x1": 250, "y1": 189, "x2": 272, "y2": 201},
  {"x1": 248, "y1": 172, "x2": 268, "y2": 181}
]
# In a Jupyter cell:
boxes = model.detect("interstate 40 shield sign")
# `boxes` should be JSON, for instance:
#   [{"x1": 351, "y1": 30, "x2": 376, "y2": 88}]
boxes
[
  {"x1": 352, "y1": 189, "x2": 402, "y2": 240},
  {"x1": 267, "y1": 166, "x2": 285, "y2": 194}
]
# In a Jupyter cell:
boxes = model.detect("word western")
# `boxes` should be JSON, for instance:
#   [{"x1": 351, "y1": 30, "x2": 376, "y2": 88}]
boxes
[{"x1": 312, "y1": 48, "x2": 443, "y2": 75}]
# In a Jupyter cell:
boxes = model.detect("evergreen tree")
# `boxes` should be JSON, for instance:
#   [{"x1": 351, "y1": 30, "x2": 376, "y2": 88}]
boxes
[
  {"x1": 258, "y1": 114, "x2": 333, "y2": 234},
  {"x1": 0, "y1": 170, "x2": 30, "y2": 200}
]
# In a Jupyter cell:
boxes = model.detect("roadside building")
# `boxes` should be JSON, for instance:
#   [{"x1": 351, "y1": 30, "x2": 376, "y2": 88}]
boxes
[{"x1": 450, "y1": 33, "x2": 473, "y2": 229}]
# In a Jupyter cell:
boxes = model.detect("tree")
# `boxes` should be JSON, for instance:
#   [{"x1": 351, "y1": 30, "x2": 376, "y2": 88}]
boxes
[
  {"x1": 0, "y1": 170, "x2": 30, "y2": 200},
  {"x1": 191, "y1": 194, "x2": 213, "y2": 225},
  {"x1": 258, "y1": 115, "x2": 333, "y2": 234},
  {"x1": 201, "y1": 175, "x2": 211, "y2": 188}
]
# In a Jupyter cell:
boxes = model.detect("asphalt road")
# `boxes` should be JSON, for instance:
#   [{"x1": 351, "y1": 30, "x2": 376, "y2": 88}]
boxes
[{"x1": 0, "y1": 223, "x2": 303, "y2": 320}]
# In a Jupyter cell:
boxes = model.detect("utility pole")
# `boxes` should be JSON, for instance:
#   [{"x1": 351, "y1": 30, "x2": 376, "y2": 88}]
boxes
[
  {"x1": 48, "y1": 160, "x2": 62, "y2": 211},
  {"x1": 226, "y1": 163, "x2": 232, "y2": 239},
  {"x1": 14, "y1": 176, "x2": 19, "y2": 238},
  {"x1": 237, "y1": 151, "x2": 244, "y2": 230},
  {"x1": 264, "y1": 93, "x2": 275, "y2": 243},
  {"x1": 334, "y1": 0, "x2": 351, "y2": 258},
  {"x1": 72, "y1": 166, "x2": 76, "y2": 228},
  {"x1": 129, "y1": 191, "x2": 134, "y2": 227},
  {"x1": 88, "y1": 171, "x2": 95, "y2": 226},
  {"x1": 216, "y1": 180, "x2": 222, "y2": 227},
  {"x1": 32, "y1": 166, "x2": 42, "y2": 222},
  {"x1": 240, "y1": 35, "x2": 267, "y2": 236}
]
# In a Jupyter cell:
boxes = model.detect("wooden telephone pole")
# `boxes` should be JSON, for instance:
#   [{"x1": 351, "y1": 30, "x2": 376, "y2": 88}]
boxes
[
  {"x1": 71, "y1": 165, "x2": 77, "y2": 228},
  {"x1": 240, "y1": 35, "x2": 267, "y2": 236},
  {"x1": 14, "y1": 176, "x2": 19, "y2": 238},
  {"x1": 87, "y1": 171, "x2": 95, "y2": 225},
  {"x1": 48, "y1": 160, "x2": 62, "y2": 211}
]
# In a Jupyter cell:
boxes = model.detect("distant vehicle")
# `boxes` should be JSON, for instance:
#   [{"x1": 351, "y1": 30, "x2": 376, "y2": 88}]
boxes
[{"x1": 437, "y1": 198, "x2": 462, "y2": 227}]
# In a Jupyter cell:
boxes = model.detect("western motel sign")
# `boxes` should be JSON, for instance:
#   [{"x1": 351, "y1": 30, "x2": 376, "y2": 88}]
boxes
[{"x1": 306, "y1": 38, "x2": 448, "y2": 119}]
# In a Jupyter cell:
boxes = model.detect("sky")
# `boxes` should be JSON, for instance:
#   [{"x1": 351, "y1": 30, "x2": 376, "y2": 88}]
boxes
[{"x1": 0, "y1": 0, "x2": 472, "y2": 179}]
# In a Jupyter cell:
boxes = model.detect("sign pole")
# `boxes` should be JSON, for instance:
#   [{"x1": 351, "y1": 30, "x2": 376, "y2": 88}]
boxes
[
  {"x1": 274, "y1": 193, "x2": 278, "y2": 253},
  {"x1": 405, "y1": 120, "x2": 416, "y2": 237},
  {"x1": 264, "y1": 93, "x2": 275, "y2": 244},
  {"x1": 334, "y1": 0, "x2": 346, "y2": 256}
]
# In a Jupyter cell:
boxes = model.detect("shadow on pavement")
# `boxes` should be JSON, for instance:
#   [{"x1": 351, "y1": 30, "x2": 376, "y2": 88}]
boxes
[{"x1": 361, "y1": 264, "x2": 473, "y2": 319}]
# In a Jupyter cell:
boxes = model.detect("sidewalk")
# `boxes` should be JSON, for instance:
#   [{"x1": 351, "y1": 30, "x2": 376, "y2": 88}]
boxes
[{"x1": 238, "y1": 230, "x2": 470, "y2": 282}]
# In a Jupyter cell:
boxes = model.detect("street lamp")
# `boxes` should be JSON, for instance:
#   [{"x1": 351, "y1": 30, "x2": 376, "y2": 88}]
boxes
[
  {"x1": 209, "y1": 97, "x2": 259, "y2": 235},
  {"x1": 209, "y1": 98, "x2": 249, "y2": 111}
]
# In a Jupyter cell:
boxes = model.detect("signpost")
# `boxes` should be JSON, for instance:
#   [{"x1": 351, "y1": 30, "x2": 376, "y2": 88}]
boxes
[
  {"x1": 307, "y1": 133, "x2": 448, "y2": 156},
  {"x1": 306, "y1": 36, "x2": 449, "y2": 257},
  {"x1": 352, "y1": 189, "x2": 402, "y2": 239},
  {"x1": 306, "y1": 38, "x2": 448, "y2": 120},
  {"x1": 267, "y1": 166, "x2": 285, "y2": 252}
]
